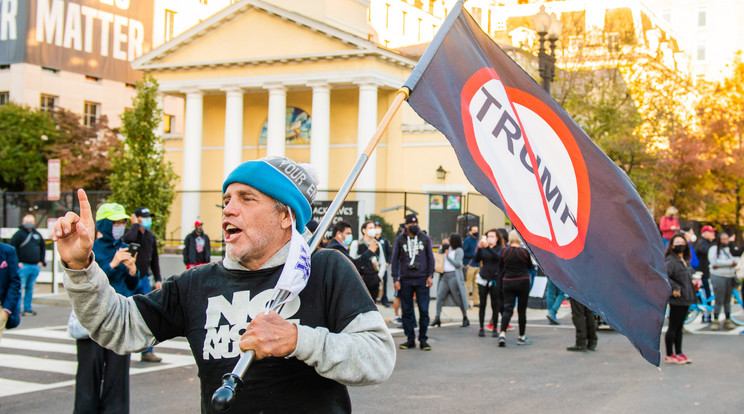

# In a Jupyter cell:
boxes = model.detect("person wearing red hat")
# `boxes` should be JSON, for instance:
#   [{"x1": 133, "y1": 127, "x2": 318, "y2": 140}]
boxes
[
  {"x1": 694, "y1": 225, "x2": 717, "y2": 322},
  {"x1": 183, "y1": 220, "x2": 211, "y2": 269}
]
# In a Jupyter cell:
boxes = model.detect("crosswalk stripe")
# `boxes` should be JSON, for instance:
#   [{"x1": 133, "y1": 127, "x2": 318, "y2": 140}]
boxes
[
  {"x1": 0, "y1": 326, "x2": 198, "y2": 398},
  {"x1": 0, "y1": 354, "x2": 78, "y2": 375}
]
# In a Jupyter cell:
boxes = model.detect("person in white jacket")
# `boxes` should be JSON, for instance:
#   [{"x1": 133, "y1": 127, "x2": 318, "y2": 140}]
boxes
[{"x1": 708, "y1": 232, "x2": 741, "y2": 330}]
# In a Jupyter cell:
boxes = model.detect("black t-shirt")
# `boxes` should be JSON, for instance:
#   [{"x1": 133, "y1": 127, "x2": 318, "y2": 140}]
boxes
[
  {"x1": 133, "y1": 249, "x2": 377, "y2": 414},
  {"x1": 501, "y1": 246, "x2": 532, "y2": 280}
]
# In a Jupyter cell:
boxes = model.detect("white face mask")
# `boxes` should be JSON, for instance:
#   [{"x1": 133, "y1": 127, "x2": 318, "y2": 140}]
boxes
[
  {"x1": 375, "y1": 228, "x2": 382, "y2": 236},
  {"x1": 112, "y1": 225, "x2": 125, "y2": 240}
]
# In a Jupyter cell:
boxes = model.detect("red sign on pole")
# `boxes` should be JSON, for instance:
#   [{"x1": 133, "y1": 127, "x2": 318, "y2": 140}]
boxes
[{"x1": 48, "y1": 159, "x2": 60, "y2": 201}]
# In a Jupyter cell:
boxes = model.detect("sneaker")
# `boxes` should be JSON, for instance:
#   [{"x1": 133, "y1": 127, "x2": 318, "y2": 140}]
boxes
[
  {"x1": 399, "y1": 341, "x2": 415, "y2": 349},
  {"x1": 507, "y1": 324, "x2": 514, "y2": 331},
  {"x1": 710, "y1": 321, "x2": 721, "y2": 331},
  {"x1": 478, "y1": 329, "x2": 485, "y2": 337},
  {"x1": 664, "y1": 355, "x2": 680, "y2": 364},
  {"x1": 498, "y1": 334, "x2": 506, "y2": 347},
  {"x1": 546, "y1": 314, "x2": 560, "y2": 325},
  {"x1": 567, "y1": 345, "x2": 588, "y2": 352},
  {"x1": 22, "y1": 310, "x2": 37, "y2": 316},
  {"x1": 393, "y1": 316, "x2": 402, "y2": 323},
  {"x1": 419, "y1": 341, "x2": 432, "y2": 351},
  {"x1": 517, "y1": 336, "x2": 532, "y2": 346},
  {"x1": 676, "y1": 354, "x2": 692, "y2": 364},
  {"x1": 141, "y1": 352, "x2": 162, "y2": 363},
  {"x1": 485, "y1": 324, "x2": 494, "y2": 330},
  {"x1": 723, "y1": 319, "x2": 736, "y2": 330}
]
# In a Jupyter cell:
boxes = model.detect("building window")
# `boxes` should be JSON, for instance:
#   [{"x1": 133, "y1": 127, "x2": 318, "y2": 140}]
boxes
[
  {"x1": 428, "y1": 0, "x2": 435, "y2": 13},
  {"x1": 697, "y1": 8, "x2": 707, "y2": 27},
  {"x1": 165, "y1": 9, "x2": 177, "y2": 42},
  {"x1": 40, "y1": 94, "x2": 57, "y2": 112},
  {"x1": 163, "y1": 114, "x2": 174, "y2": 133},
  {"x1": 41, "y1": 66, "x2": 58, "y2": 74},
  {"x1": 84, "y1": 102, "x2": 100, "y2": 127},
  {"x1": 662, "y1": 9, "x2": 671, "y2": 23},
  {"x1": 199, "y1": 0, "x2": 208, "y2": 4},
  {"x1": 85, "y1": 75, "x2": 99, "y2": 82},
  {"x1": 607, "y1": 33, "x2": 620, "y2": 53},
  {"x1": 0, "y1": 64, "x2": 9, "y2": 70},
  {"x1": 697, "y1": 43, "x2": 706, "y2": 61},
  {"x1": 402, "y1": 11, "x2": 407, "y2": 35},
  {"x1": 0, "y1": 92, "x2": 9, "y2": 105}
]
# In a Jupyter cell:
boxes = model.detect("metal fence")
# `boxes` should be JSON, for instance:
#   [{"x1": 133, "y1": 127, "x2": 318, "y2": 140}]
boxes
[{"x1": 1, "y1": 190, "x2": 508, "y2": 249}]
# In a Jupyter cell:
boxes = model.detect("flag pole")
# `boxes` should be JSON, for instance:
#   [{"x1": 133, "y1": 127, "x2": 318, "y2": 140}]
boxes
[
  {"x1": 307, "y1": 86, "x2": 410, "y2": 251},
  {"x1": 211, "y1": 86, "x2": 410, "y2": 412}
]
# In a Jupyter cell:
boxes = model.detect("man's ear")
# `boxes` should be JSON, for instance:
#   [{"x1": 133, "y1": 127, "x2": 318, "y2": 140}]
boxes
[{"x1": 279, "y1": 208, "x2": 293, "y2": 230}]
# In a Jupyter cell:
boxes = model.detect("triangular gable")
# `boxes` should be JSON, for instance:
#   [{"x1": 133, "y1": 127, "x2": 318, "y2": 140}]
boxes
[{"x1": 134, "y1": 0, "x2": 415, "y2": 70}]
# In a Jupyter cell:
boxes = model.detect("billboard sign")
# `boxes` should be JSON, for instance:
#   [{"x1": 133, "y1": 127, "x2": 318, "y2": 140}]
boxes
[{"x1": 0, "y1": 0, "x2": 154, "y2": 83}]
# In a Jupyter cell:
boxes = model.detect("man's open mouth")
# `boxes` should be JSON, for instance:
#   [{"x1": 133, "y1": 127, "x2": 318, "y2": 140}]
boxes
[{"x1": 223, "y1": 224, "x2": 242, "y2": 242}]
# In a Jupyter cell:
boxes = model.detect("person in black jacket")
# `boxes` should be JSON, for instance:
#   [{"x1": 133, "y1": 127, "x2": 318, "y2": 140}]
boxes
[
  {"x1": 664, "y1": 233, "x2": 696, "y2": 365},
  {"x1": 374, "y1": 221, "x2": 392, "y2": 307},
  {"x1": 183, "y1": 220, "x2": 211, "y2": 269},
  {"x1": 474, "y1": 229, "x2": 504, "y2": 337},
  {"x1": 498, "y1": 230, "x2": 533, "y2": 347},
  {"x1": 9, "y1": 215, "x2": 46, "y2": 316},
  {"x1": 694, "y1": 225, "x2": 716, "y2": 322},
  {"x1": 326, "y1": 221, "x2": 379, "y2": 296},
  {"x1": 0, "y1": 242, "x2": 22, "y2": 341},
  {"x1": 123, "y1": 207, "x2": 163, "y2": 363},
  {"x1": 350, "y1": 220, "x2": 383, "y2": 300}
]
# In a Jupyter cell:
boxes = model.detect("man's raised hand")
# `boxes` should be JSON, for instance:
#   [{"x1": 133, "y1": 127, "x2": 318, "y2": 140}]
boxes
[{"x1": 52, "y1": 189, "x2": 95, "y2": 270}]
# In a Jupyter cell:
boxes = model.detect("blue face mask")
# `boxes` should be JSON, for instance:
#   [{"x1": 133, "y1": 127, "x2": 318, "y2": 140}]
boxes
[
  {"x1": 141, "y1": 217, "x2": 152, "y2": 229},
  {"x1": 344, "y1": 234, "x2": 353, "y2": 246}
]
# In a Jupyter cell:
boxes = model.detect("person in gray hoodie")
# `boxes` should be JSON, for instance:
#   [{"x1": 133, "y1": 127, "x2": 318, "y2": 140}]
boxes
[
  {"x1": 708, "y1": 232, "x2": 742, "y2": 331},
  {"x1": 53, "y1": 157, "x2": 394, "y2": 414}
]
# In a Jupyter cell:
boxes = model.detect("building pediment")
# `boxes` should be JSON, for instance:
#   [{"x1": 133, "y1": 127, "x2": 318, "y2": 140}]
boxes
[{"x1": 133, "y1": 0, "x2": 415, "y2": 72}]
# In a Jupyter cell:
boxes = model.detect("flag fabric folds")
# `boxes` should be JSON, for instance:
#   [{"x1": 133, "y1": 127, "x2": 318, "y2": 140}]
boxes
[{"x1": 403, "y1": 0, "x2": 670, "y2": 365}]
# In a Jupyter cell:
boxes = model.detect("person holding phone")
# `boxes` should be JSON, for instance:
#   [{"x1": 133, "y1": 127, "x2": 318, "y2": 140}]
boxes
[
  {"x1": 74, "y1": 203, "x2": 139, "y2": 413},
  {"x1": 123, "y1": 207, "x2": 164, "y2": 363}
]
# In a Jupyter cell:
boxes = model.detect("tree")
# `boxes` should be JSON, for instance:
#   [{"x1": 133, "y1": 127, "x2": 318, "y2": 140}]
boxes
[
  {"x1": 0, "y1": 103, "x2": 57, "y2": 191},
  {"x1": 695, "y1": 53, "x2": 744, "y2": 227},
  {"x1": 109, "y1": 76, "x2": 178, "y2": 240},
  {"x1": 49, "y1": 109, "x2": 120, "y2": 191}
]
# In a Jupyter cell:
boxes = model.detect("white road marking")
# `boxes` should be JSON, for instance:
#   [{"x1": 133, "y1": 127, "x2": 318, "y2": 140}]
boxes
[{"x1": 0, "y1": 326, "x2": 196, "y2": 398}]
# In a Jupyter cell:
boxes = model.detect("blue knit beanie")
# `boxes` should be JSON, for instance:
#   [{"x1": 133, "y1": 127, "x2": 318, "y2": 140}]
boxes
[{"x1": 223, "y1": 157, "x2": 317, "y2": 231}]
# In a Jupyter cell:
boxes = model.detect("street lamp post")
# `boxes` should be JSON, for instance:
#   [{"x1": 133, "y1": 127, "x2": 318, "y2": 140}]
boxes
[{"x1": 533, "y1": 5, "x2": 562, "y2": 93}]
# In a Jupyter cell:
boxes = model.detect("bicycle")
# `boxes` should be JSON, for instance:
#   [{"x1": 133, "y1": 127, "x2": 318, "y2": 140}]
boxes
[{"x1": 684, "y1": 278, "x2": 744, "y2": 325}]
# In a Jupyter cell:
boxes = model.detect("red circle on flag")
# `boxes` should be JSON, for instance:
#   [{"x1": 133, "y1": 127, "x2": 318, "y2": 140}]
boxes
[{"x1": 461, "y1": 68, "x2": 590, "y2": 259}]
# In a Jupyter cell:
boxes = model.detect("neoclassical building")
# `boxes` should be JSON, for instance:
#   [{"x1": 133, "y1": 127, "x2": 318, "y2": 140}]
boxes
[{"x1": 134, "y1": 0, "x2": 506, "y2": 242}]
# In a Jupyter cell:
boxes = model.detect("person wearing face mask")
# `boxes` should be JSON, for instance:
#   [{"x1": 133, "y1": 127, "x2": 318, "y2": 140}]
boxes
[
  {"x1": 10, "y1": 214, "x2": 47, "y2": 316},
  {"x1": 474, "y1": 229, "x2": 504, "y2": 337},
  {"x1": 73, "y1": 203, "x2": 139, "y2": 413},
  {"x1": 462, "y1": 225, "x2": 480, "y2": 307},
  {"x1": 662, "y1": 234, "x2": 696, "y2": 364},
  {"x1": 123, "y1": 207, "x2": 163, "y2": 363},
  {"x1": 349, "y1": 220, "x2": 382, "y2": 300},
  {"x1": 183, "y1": 220, "x2": 212, "y2": 269},
  {"x1": 431, "y1": 233, "x2": 469, "y2": 328},
  {"x1": 392, "y1": 214, "x2": 435, "y2": 350},
  {"x1": 373, "y1": 222, "x2": 393, "y2": 307},
  {"x1": 709, "y1": 231, "x2": 742, "y2": 331},
  {"x1": 327, "y1": 221, "x2": 380, "y2": 292}
]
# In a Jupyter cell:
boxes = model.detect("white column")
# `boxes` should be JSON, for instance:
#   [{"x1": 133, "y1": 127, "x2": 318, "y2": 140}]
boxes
[
  {"x1": 181, "y1": 90, "x2": 203, "y2": 240},
  {"x1": 356, "y1": 82, "x2": 379, "y2": 219},
  {"x1": 309, "y1": 82, "x2": 330, "y2": 190},
  {"x1": 223, "y1": 87, "x2": 244, "y2": 179},
  {"x1": 265, "y1": 84, "x2": 286, "y2": 157}
]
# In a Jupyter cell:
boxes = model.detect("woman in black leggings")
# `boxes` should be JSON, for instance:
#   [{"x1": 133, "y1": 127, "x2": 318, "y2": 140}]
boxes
[
  {"x1": 474, "y1": 229, "x2": 504, "y2": 337},
  {"x1": 664, "y1": 233, "x2": 696, "y2": 364},
  {"x1": 498, "y1": 230, "x2": 533, "y2": 347}
]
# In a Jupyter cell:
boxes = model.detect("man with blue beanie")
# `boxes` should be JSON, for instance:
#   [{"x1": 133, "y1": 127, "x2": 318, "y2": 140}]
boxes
[{"x1": 54, "y1": 156, "x2": 395, "y2": 413}]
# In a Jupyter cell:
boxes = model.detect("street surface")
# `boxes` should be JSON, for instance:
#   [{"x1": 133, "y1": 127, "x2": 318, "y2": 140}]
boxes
[{"x1": 1, "y1": 300, "x2": 742, "y2": 413}]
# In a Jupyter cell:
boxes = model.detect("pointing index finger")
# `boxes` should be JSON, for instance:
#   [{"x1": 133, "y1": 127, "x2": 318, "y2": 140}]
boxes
[{"x1": 78, "y1": 189, "x2": 95, "y2": 228}]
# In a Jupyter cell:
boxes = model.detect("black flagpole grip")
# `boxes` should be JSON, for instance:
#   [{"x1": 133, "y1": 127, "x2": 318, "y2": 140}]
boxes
[{"x1": 211, "y1": 350, "x2": 254, "y2": 411}]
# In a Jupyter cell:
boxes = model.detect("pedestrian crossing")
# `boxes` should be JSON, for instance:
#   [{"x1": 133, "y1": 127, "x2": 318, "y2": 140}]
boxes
[{"x1": 0, "y1": 325, "x2": 196, "y2": 398}]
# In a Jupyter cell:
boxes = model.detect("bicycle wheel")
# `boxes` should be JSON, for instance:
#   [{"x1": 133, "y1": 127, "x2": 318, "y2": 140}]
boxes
[
  {"x1": 685, "y1": 307, "x2": 700, "y2": 324},
  {"x1": 729, "y1": 291, "x2": 744, "y2": 326}
]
